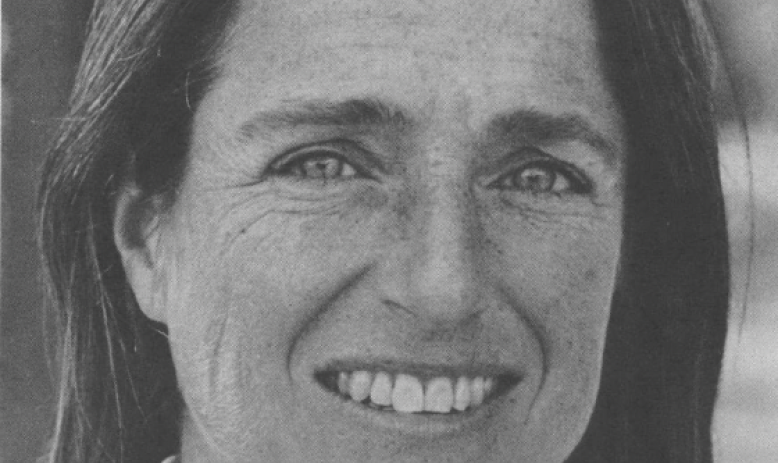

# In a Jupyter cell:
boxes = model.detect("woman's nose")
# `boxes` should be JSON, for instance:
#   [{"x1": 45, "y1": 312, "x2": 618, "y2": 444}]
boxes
[{"x1": 387, "y1": 172, "x2": 485, "y2": 327}]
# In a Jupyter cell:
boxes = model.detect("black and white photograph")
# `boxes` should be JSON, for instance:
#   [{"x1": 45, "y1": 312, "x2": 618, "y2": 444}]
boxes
[{"x1": 2, "y1": 0, "x2": 776, "y2": 462}]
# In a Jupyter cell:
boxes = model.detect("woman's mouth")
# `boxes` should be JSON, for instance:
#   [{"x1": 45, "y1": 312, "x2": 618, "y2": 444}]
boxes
[{"x1": 315, "y1": 368, "x2": 520, "y2": 415}]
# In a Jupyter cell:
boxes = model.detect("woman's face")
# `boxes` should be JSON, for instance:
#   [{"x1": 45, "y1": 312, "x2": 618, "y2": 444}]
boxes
[{"x1": 123, "y1": 0, "x2": 626, "y2": 461}]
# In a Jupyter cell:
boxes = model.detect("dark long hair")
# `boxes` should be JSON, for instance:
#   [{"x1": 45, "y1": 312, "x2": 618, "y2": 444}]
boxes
[
  {"x1": 38, "y1": 1, "x2": 728, "y2": 462},
  {"x1": 39, "y1": 1, "x2": 236, "y2": 462},
  {"x1": 571, "y1": 1, "x2": 728, "y2": 462}
]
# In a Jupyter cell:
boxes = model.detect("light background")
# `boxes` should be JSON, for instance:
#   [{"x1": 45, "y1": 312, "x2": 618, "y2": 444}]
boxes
[{"x1": 1, "y1": 1, "x2": 776, "y2": 462}]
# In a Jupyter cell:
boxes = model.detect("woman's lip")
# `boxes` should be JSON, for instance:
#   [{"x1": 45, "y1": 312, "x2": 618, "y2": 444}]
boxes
[
  {"x1": 306, "y1": 357, "x2": 525, "y2": 436},
  {"x1": 308, "y1": 369, "x2": 523, "y2": 436},
  {"x1": 316, "y1": 358, "x2": 523, "y2": 380}
]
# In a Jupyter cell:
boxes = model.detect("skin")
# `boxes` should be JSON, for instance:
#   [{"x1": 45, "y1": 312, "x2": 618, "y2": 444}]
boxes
[{"x1": 116, "y1": 0, "x2": 627, "y2": 461}]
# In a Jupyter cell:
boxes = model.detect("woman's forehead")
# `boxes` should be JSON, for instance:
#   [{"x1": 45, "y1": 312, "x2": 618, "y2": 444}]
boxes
[
  {"x1": 230, "y1": 0, "x2": 599, "y2": 44},
  {"x1": 198, "y1": 0, "x2": 624, "y2": 153},
  {"x1": 223, "y1": 0, "x2": 601, "y2": 75}
]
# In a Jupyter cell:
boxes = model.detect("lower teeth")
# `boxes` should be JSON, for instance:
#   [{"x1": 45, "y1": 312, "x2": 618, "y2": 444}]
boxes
[{"x1": 358, "y1": 398, "x2": 464, "y2": 413}]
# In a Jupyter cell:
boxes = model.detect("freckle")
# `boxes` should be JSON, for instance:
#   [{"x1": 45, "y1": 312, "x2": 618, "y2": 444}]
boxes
[
  {"x1": 584, "y1": 268, "x2": 597, "y2": 282},
  {"x1": 357, "y1": 187, "x2": 388, "y2": 209},
  {"x1": 391, "y1": 188, "x2": 417, "y2": 226}
]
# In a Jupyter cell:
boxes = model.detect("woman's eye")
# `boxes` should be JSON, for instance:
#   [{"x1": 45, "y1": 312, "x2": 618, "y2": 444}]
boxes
[
  {"x1": 274, "y1": 150, "x2": 359, "y2": 180},
  {"x1": 493, "y1": 161, "x2": 588, "y2": 195}
]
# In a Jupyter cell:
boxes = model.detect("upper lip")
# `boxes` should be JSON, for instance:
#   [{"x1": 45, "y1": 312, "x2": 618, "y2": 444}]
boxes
[{"x1": 315, "y1": 357, "x2": 524, "y2": 381}]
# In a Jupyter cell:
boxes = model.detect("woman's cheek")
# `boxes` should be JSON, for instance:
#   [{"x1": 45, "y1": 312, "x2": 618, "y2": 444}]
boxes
[
  {"x1": 159, "y1": 181, "x2": 391, "y2": 435},
  {"x1": 483, "y1": 203, "x2": 621, "y2": 366}
]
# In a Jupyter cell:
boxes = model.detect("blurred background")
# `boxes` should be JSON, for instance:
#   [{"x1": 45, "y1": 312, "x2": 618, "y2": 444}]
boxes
[{"x1": 1, "y1": 0, "x2": 776, "y2": 461}]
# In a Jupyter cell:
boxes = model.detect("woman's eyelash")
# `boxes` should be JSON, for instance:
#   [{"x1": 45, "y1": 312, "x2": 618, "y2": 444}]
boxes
[
  {"x1": 271, "y1": 151, "x2": 355, "y2": 179},
  {"x1": 268, "y1": 143, "x2": 372, "y2": 180},
  {"x1": 489, "y1": 159, "x2": 592, "y2": 195}
]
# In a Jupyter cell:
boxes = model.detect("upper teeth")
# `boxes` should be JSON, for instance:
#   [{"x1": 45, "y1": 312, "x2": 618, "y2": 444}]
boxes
[{"x1": 335, "y1": 370, "x2": 496, "y2": 414}]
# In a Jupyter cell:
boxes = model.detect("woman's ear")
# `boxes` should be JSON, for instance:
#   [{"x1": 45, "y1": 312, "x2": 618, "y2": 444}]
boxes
[{"x1": 113, "y1": 183, "x2": 169, "y2": 324}]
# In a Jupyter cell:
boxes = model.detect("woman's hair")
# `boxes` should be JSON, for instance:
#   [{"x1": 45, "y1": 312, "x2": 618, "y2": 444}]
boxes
[
  {"x1": 571, "y1": 1, "x2": 728, "y2": 462},
  {"x1": 39, "y1": 1, "x2": 237, "y2": 461},
  {"x1": 38, "y1": 0, "x2": 729, "y2": 462}
]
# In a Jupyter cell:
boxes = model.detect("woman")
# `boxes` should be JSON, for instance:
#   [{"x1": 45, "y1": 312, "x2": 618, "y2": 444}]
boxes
[{"x1": 38, "y1": 0, "x2": 729, "y2": 461}]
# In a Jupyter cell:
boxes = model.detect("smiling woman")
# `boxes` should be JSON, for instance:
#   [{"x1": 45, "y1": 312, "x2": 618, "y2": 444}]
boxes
[{"x1": 38, "y1": 0, "x2": 728, "y2": 462}]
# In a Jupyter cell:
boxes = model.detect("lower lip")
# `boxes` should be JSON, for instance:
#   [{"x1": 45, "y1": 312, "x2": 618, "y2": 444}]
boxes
[{"x1": 311, "y1": 375, "x2": 520, "y2": 436}]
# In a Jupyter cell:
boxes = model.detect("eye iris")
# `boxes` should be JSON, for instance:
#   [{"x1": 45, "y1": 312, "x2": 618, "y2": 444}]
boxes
[
  {"x1": 513, "y1": 165, "x2": 556, "y2": 192},
  {"x1": 301, "y1": 155, "x2": 342, "y2": 179}
]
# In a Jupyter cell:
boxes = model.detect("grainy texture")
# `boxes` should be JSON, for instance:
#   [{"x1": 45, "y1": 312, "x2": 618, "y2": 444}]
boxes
[
  {"x1": 1, "y1": 0, "x2": 776, "y2": 462},
  {"x1": 1, "y1": 1, "x2": 90, "y2": 461}
]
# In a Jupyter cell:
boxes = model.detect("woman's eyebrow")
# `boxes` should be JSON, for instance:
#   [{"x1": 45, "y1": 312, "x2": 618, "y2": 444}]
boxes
[
  {"x1": 236, "y1": 100, "x2": 619, "y2": 163},
  {"x1": 236, "y1": 97, "x2": 413, "y2": 142},
  {"x1": 487, "y1": 109, "x2": 620, "y2": 164}
]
